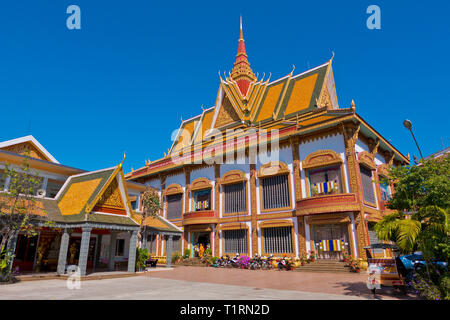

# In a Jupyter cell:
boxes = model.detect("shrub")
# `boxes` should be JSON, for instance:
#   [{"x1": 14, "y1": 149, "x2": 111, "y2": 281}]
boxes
[
  {"x1": 135, "y1": 248, "x2": 149, "y2": 271},
  {"x1": 439, "y1": 274, "x2": 450, "y2": 300},
  {"x1": 172, "y1": 251, "x2": 181, "y2": 263},
  {"x1": 183, "y1": 249, "x2": 190, "y2": 259},
  {"x1": 210, "y1": 256, "x2": 219, "y2": 265}
]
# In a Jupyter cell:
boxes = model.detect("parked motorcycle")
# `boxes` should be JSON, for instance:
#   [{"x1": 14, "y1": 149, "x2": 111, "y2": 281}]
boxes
[
  {"x1": 250, "y1": 254, "x2": 262, "y2": 270},
  {"x1": 262, "y1": 255, "x2": 274, "y2": 270},
  {"x1": 277, "y1": 256, "x2": 290, "y2": 271}
]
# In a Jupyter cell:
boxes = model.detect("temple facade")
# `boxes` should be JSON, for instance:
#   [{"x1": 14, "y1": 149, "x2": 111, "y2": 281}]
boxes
[
  {"x1": 126, "y1": 22, "x2": 409, "y2": 261},
  {"x1": 0, "y1": 135, "x2": 181, "y2": 276}
]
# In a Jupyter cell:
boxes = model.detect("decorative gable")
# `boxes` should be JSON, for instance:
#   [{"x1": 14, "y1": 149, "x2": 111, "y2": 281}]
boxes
[
  {"x1": 93, "y1": 178, "x2": 127, "y2": 215},
  {"x1": 1, "y1": 142, "x2": 48, "y2": 161},
  {"x1": 214, "y1": 96, "x2": 242, "y2": 128}
]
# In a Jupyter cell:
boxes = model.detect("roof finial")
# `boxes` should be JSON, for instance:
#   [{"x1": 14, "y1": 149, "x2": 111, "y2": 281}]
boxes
[
  {"x1": 350, "y1": 99, "x2": 355, "y2": 110},
  {"x1": 119, "y1": 152, "x2": 126, "y2": 168},
  {"x1": 240, "y1": 15, "x2": 243, "y2": 39}
]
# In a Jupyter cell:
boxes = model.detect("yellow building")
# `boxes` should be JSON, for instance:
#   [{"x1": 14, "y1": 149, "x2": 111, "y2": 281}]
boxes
[
  {"x1": 126, "y1": 22, "x2": 409, "y2": 261},
  {"x1": 0, "y1": 135, "x2": 181, "y2": 276}
]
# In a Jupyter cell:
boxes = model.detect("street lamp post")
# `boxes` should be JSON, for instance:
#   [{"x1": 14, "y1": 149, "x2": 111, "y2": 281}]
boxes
[{"x1": 403, "y1": 119, "x2": 424, "y2": 159}]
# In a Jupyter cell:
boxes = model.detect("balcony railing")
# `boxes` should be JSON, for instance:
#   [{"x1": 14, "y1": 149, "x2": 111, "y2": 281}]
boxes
[
  {"x1": 296, "y1": 193, "x2": 359, "y2": 216},
  {"x1": 182, "y1": 210, "x2": 219, "y2": 225}
]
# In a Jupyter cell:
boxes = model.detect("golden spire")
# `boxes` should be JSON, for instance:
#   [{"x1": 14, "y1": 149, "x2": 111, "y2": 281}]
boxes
[{"x1": 230, "y1": 16, "x2": 256, "y2": 96}]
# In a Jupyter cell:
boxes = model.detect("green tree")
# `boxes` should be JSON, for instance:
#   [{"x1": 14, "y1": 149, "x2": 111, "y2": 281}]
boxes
[
  {"x1": 0, "y1": 154, "x2": 45, "y2": 280},
  {"x1": 375, "y1": 156, "x2": 450, "y2": 257},
  {"x1": 138, "y1": 186, "x2": 161, "y2": 247},
  {"x1": 375, "y1": 156, "x2": 450, "y2": 299}
]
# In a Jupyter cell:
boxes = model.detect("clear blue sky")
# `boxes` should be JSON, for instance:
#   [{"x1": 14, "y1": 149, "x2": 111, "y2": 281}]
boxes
[{"x1": 1, "y1": 1, "x2": 448, "y2": 172}]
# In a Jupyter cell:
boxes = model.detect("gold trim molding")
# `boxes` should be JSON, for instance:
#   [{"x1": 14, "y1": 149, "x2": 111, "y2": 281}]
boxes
[
  {"x1": 163, "y1": 183, "x2": 183, "y2": 196},
  {"x1": 257, "y1": 161, "x2": 290, "y2": 178},
  {"x1": 302, "y1": 149, "x2": 342, "y2": 170},
  {"x1": 190, "y1": 177, "x2": 213, "y2": 191}
]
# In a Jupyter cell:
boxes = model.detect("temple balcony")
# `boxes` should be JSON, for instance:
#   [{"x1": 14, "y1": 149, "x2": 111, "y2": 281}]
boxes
[
  {"x1": 182, "y1": 210, "x2": 219, "y2": 225},
  {"x1": 296, "y1": 193, "x2": 359, "y2": 216}
]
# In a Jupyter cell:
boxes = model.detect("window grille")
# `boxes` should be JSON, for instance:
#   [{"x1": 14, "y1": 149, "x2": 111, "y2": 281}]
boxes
[
  {"x1": 224, "y1": 182, "x2": 246, "y2": 213},
  {"x1": 263, "y1": 226, "x2": 293, "y2": 254},
  {"x1": 172, "y1": 235, "x2": 181, "y2": 252},
  {"x1": 360, "y1": 165, "x2": 376, "y2": 204},
  {"x1": 261, "y1": 174, "x2": 290, "y2": 210},
  {"x1": 166, "y1": 193, "x2": 183, "y2": 219},
  {"x1": 223, "y1": 229, "x2": 248, "y2": 254}
]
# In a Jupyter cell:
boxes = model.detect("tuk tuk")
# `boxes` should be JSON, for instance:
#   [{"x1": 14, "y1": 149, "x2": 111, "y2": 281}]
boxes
[{"x1": 364, "y1": 243, "x2": 407, "y2": 294}]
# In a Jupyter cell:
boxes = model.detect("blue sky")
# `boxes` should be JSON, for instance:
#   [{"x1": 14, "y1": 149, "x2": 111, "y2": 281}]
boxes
[{"x1": 0, "y1": 1, "x2": 448, "y2": 172}]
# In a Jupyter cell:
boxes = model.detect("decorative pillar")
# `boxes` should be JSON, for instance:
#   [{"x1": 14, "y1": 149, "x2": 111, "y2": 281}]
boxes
[
  {"x1": 214, "y1": 164, "x2": 220, "y2": 257},
  {"x1": 183, "y1": 230, "x2": 189, "y2": 256},
  {"x1": 127, "y1": 230, "x2": 138, "y2": 273},
  {"x1": 165, "y1": 235, "x2": 173, "y2": 267},
  {"x1": 159, "y1": 174, "x2": 166, "y2": 217},
  {"x1": 297, "y1": 216, "x2": 307, "y2": 256},
  {"x1": 108, "y1": 231, "x2": 117, "y2": 271},
  {"x1": 290, "y1": 137, "x2": 302, "y2": 201},
  {"x1": 250, "y1": 163, "x2": 258, "y2": 255},
  {"x1": 78, "y1": 227, "x2": 92, "y2": 276},
  {"x1": 342, "y1": 122, "x2": 368, "y2": 258},
  {"x1": 184, "y1": 167, "x2": 191, "y2": 212},
  {"x1": 57, "y1": 229, "x2": 70, "y2": 275}
]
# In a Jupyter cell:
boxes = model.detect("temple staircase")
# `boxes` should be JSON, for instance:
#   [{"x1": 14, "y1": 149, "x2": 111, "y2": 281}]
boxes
[{"x1": 293, "y1": 259, "x2": 351, "y2": 273}]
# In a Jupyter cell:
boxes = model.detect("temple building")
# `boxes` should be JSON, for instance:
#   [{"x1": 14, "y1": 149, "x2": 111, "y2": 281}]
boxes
[
  {"x1": 126, "y1": 22, "x2": 409, "y2": 260},
  {"x1": 0, "y1": 135, "x2": 181, "y2": 276}
]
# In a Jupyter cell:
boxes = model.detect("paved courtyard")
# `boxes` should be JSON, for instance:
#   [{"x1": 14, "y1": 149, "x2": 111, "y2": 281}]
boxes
[{"x1": 0, "y1": 266, "x2": 418, "y2": 300}]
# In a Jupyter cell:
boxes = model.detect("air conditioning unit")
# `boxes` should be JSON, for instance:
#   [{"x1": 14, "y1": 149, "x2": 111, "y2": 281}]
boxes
[{"x1": 36, "y1": 189, "x2": 46, "y2": 198}]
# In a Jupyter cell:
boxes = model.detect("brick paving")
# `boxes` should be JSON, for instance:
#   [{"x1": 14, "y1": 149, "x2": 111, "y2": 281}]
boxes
[{"x1": 146, "y1": 266, "x2": 419, "y2": 300}]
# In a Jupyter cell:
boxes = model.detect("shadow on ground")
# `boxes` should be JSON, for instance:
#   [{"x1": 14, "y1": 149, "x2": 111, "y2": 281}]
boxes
[{"x1": 334, "y1": 281, "x2": 422, "y2": 300}]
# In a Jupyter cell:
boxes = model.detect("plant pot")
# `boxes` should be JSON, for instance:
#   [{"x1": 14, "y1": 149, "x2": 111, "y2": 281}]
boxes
[
  {"x1": 311, "y1": 258, "x2": 315, "y2": 262},
  {"x1": 355, "y1": 269, "x2": 360, "y2": 273}
]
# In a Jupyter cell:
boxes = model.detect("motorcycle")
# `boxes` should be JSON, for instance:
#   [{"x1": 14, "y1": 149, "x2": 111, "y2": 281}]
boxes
[
  {"x1": 229, "y1": 254, "x2": 240, "y2": 268},
  {"x1": 262, "y1": 255, "x2": 274, "y2": 270},
  {"x1": 250, "y1": 254, "x2": 262, "y2": 270},
  {"x1": 278, "y1": 257, "x2": 291, "y2": 271}
]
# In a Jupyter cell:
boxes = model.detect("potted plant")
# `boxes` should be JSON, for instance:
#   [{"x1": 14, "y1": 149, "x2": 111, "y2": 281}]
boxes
[
  {"x1": 349, "y1": 258, "x2": 360, "y2": 273},
  {"x1": 183, "y1": 249, "x2": 190, "y2": 260},
  {"x1": 300, "y1": 253, "x2": 307, "y2": 266},
  {"x1": 308, "y1": 251, "x2": 316, "y2": 262}
]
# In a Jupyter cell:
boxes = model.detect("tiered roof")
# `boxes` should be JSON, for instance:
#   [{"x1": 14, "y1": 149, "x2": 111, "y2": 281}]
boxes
[{"x1": 126, "y1": 21, "x2": 409, "y2": 180}]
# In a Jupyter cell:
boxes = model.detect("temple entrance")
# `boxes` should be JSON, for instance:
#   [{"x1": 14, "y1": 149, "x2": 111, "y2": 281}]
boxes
[
  {"x1": 312, "y1": 223, "x2": 350, "y2": 260},
  {"x1": 191, "y1": 232, "x2": 211, "y2": 257},
  {"x1": 12, "y1": 235, "x2": 38, "y2": 273}
]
